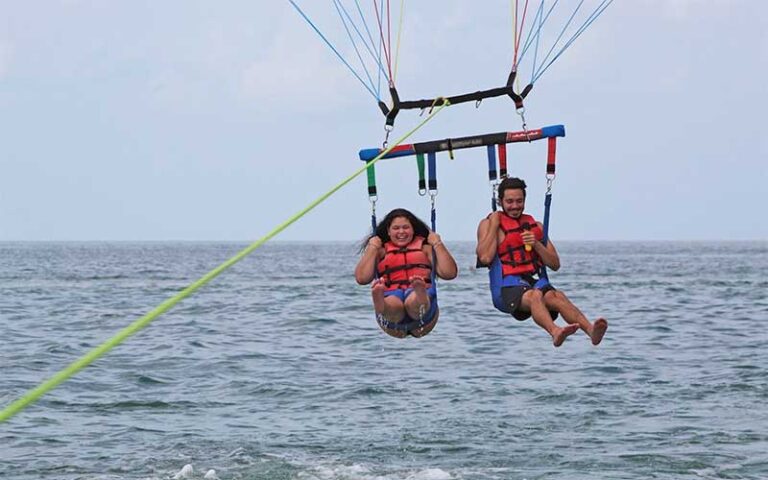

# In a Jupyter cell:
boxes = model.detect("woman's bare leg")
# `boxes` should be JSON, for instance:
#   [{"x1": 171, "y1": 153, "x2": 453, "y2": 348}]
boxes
[
  {"x1": 404, "y1": 276, "x2": 430, "y2": 321},
  {"x1": 371, "y1": 279, "x2": 405, "y2": 323}
]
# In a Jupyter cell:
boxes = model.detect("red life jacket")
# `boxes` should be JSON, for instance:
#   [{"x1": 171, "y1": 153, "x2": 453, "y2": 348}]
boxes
[
  {"x1": 497, "y1": 213, "x2": 543, "y2": 276},
  {"x1": 377, "y1": 236, "x2": 432, "y2": 290}
]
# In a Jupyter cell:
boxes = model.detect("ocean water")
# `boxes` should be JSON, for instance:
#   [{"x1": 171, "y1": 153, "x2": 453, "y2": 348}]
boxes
[{"x1": 1, "y1": 241, "x2": 767, "y2": 480}]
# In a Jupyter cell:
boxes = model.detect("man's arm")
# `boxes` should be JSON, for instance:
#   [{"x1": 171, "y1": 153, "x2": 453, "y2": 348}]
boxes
[
  {"x1": 531, "y1": 222, "x2": 560, "y2": 271},
  {"x1": 476, "y1": 213, "x2": 500, "y2": 266}
]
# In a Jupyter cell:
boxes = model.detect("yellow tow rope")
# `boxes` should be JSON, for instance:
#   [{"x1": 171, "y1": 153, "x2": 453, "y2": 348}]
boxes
[{"x1": 0, "y1": 99, "x2": 450, "y2": 423}]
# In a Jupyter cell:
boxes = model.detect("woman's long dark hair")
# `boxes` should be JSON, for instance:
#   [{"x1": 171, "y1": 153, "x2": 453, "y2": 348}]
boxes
[{"x1": 358, "y1": 208, "x2": 431, "y2": 253}]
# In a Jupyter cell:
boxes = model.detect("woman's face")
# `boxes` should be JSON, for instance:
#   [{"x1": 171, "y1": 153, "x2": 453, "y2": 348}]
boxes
[{"x1": 387, "y1": 216, "x2": 414, "y2": 247}]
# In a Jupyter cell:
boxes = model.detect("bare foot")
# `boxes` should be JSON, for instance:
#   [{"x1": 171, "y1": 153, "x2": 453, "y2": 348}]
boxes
[
  {"x1": 553, "y1": 323, "x2": 580, "y2": 347},
  {"x1": 406, "y1": 276, "x2": 430, "y2": 320},
  {"x1": 409, "y1": 276, "x2": 429, "y2": 304},
  {"x1": 371, "y1": 279, "x2": 388, "y2": 314},
  {"x1": 590, "y1": 317, "x2": 608, "y2": 345}
]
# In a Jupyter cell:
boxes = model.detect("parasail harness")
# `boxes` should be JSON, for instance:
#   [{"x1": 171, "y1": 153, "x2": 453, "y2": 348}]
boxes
[{"x1": 360, "y1": 125, "x2": 563, "y2": 315}]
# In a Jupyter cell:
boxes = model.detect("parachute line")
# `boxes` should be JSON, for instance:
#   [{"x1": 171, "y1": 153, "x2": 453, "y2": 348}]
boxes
[
  {"x1": 290, "y1": 1, "x2": 615, "y2": 118},
  {"x1": 393, "y1": 0, "x2": 406, "y2": 84},
  {"x1": 386, "y1": 0, "x2": 393, "y2": 77},
  {"x1": 532, "y1": 0, "x2": 614, "y2": 83},
  {"x1": 519, "y1": 0, "x2": 560, "y2": 65},
  {"x1": 513, "y1": 0, "x2": 531, "y2": 67},
  {"x1": 351, "y1": 0, "x2": 391, "y2": 97},
  {"x1": 335, "y1": 0, "x2": 392, "y2": 90},
  {"x1": 528, "y1": 2, "x2": 546, "y2": 85},
  {"x1": 374, "y1": 0, "x2": 385, "y2": 98},
  {"x1": 288, "y1": 0, "x2": 379, "y2": 100},
  {"x1": 531, "y1": 0, "x2": 585, "y2": 83},
  {"x1": 333, "y1": 0, "x2": 378, "y2": 98},
  {"x1": 373, "y1": 0, "x2": 395, "y2": 86},
  {"x1": 519, "y1": 0, "x2": 551, "y2": 84}
]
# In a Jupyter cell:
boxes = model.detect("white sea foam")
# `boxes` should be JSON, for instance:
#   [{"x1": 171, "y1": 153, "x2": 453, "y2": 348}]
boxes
[
  {"x1": 172, "y1": 464, "x2": 194, "y2": 479},
  {"x1": 296, "y1": 462, "x2": 457, "y2": 480},
  {"x1": 405, "y1": 468, "x2": 454, "y2": 480}
]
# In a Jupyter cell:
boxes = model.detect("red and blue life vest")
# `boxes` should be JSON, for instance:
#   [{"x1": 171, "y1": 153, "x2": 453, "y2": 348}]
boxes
[
  {"x1": 497, "y1": 213, "x2": 543, "y2": 276},
  {"x1": 377, "y1": 236, "x2": 432, "y2": 290}
]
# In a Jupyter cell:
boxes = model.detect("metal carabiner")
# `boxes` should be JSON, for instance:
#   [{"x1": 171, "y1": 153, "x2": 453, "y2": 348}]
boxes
[
  {"x1": 429, "y1": 190, "x2": 438, "y2": 207},
  {"x1": 382, "y1": 124, "x2": 393, "y2": 149},
  {"x1": 545, "y1": 174, "x2": 555, "y2": 194},
  {"x1": 516, "y1": 107, "x2": 531, "y2": 142}
]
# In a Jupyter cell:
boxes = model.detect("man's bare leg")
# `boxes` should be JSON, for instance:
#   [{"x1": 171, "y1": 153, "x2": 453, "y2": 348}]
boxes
[
  {"x1": 523, "y1": 290, "x2": 579, "y2": 347},
  {"x1": 544, "y1": 290, "x2": 608, "y2": 345}
]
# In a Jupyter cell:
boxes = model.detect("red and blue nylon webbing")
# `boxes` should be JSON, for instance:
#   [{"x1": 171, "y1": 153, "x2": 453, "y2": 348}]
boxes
[
  {"x1": 358, "y1": 125, "x2": 565, "y2": 161},
  {"x1": 487, "y1": 145, "x2": 499, "y2": 211},
  {"x1": 498, "y1": 144, "x2": 508, "y2": 178}
]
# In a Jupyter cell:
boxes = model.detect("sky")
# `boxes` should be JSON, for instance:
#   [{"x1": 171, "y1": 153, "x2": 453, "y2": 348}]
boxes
[{"x1": 1, "y1": 0, "x2": 766, "y2": 242}]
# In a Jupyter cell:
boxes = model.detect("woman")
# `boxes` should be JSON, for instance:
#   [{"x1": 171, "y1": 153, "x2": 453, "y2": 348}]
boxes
[{"x1": 355, "y1": 208, "x2": 458, "y2": 338}]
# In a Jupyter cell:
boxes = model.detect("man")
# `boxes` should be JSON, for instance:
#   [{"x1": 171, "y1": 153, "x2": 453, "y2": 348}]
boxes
[{"x1": 476, "y1": 177, "x2": 607, "y2": 347}]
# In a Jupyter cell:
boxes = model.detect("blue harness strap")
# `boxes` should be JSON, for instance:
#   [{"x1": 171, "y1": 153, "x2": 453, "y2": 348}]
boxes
[
  {"x1": 489, "y1": 256, "x2": 513, "y2": 313},
  {"x1": 427, "y1": 152, "x2": 438, "y2": 287},
  {"x1": 538, "y1": 136, "x2": 557, "y2": 280},
  {"x1": 538, "y1": 192, "x2": 552, "y2": 280},
  {"x1": 489, "y1": 256, "x2": 552, "y2": 314},
  {"x1": 486, "y1": 145, "x2": 498, "y2": 212}
]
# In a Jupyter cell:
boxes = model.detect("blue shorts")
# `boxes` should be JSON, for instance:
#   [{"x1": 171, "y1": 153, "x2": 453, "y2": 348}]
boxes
[{"x1": 378, "y1": 285, "x2": 438, "y2": 334}]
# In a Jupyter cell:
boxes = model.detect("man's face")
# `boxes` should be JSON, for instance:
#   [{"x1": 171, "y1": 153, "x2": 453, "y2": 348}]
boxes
[{"x1": 500, "y1": 188, "x2": 525, "y2": 218}]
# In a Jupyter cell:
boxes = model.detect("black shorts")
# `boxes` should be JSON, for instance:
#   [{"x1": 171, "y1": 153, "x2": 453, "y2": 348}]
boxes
[{"x1": 500, "y1": 284, "x2": 559, "y2": 321}]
